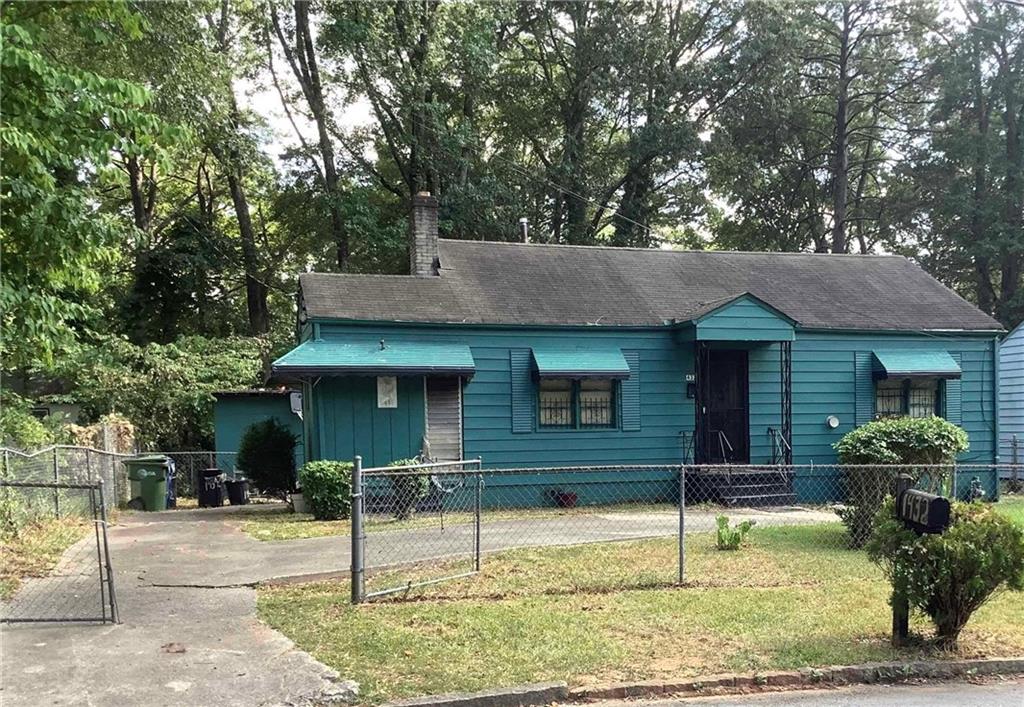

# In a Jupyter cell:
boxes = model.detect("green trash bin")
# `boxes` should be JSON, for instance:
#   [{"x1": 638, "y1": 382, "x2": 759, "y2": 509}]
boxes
[{"x1": 124, "y1": 455, "x2": 170, "y2": 511}]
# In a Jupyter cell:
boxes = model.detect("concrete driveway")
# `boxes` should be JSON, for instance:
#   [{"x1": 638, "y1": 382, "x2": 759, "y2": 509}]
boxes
[
  {"x1": 1, "y1": 502, "x2": 835, "y2": 706},
  {"x1": 1, "y1": 510, "x2": 354, "y2": 707}
]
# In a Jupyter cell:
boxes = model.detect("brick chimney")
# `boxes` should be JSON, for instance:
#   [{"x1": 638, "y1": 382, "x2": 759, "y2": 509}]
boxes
[{"x1": 409, "y1": 191, "x2": 439, "y2": 276}]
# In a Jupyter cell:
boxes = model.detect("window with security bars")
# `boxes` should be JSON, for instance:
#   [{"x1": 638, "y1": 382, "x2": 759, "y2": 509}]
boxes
[
  {"x1": 538, "y1": 378, "x2": 574, "y2": 427},
  {"x1": 538, "y1": 378, "x2": 617, "y2": 429},
  {"x1": 875, "y1": 378, "x2": 939, "y2": 419},
  {"x1": 579, "y1": 379, "x2": 615, "y2": 427},
  {"x1": 908, "y1": 380, "x2": 938, "y2": 418}
]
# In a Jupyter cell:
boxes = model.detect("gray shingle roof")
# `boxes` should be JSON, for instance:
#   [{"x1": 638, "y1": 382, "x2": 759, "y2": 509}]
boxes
[{"x1": 299, "y1": 240, "x2": 1002, "y2": 332}]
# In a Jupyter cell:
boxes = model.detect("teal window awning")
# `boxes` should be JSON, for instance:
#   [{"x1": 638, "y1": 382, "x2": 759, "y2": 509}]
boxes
[
  {"x1": 872, "y1": 350, "x2": 961, "y2": 380},
  {"x1": 531, "y1": 347, "x2": 631, "y2": 379},
  {"x1": 272, "y1": 339, "x2": 475, "y2": 377}
]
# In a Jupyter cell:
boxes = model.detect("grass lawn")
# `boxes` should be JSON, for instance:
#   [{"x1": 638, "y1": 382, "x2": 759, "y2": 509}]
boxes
[
  {"x1": 0, "y1": 517, "x2": 89, "y2": 600},
  {"x1": 996, "y1": 492, "x2": 1024, "y2": 526},
  {"x1": 258, "y1": 519, "x2": 1024, "y2": 704}
]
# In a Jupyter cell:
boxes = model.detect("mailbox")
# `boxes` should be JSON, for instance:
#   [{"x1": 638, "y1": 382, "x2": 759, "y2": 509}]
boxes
[{"x1": 897, "y1": 489, "x2": 951, "y2": 535}]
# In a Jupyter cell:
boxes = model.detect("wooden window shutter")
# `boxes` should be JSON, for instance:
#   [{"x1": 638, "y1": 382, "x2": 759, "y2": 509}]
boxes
[
  {"x1": 621, "y1": 351, "x2": 641, "y2": 432},
  {"x1": 510, "y1": 349, "x2": 534, "y2": 433},
  {"x1": 944, "y1": 353, "x2": 962, "y2": 425},
  {"x1": 854, "y1": 351, "x2": 874, "y2": 425}
]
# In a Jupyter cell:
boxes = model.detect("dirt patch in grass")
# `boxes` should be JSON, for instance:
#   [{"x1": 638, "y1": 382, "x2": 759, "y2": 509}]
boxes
[
  {"x1": 258, "y1": 523, "x2": 1024, "y2": 703},
  {"x1": 0, "y1": 517, "x2": 90, "y2": 600},
  {"x1": 235, "y1": 502, "x2": 686, "y2": 542}
]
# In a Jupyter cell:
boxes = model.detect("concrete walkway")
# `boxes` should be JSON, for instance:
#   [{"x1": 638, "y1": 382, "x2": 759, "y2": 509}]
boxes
[{"x1": 1, "y1": 503, "x2": 835, "y2": 706}]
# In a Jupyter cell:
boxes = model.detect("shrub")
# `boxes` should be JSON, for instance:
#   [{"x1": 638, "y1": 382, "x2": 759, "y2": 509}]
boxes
[
  {"x1": 834, "y1": 416, "x2": 969, "y2": 548},
  {"x1": 298, "y1": 461, "x2": 353, "y2": 521},
  {"x1": 866, "y1": 498, "x2": 1024, "y2": 649},
  {"x1": 237, "y1": 419, "x2": 297, "y2": 498},
  {"x1": 388, "y1": 458, "x2": 430, "y2": 520},
  {"x1": 716, "y1": 515, "x2": 755, "y2": 550}
]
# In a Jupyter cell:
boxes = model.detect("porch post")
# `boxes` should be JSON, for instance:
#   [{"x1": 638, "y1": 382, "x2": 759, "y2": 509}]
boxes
[{"x1": 780, "y1": 340, "x2": 793, "y2": 465}]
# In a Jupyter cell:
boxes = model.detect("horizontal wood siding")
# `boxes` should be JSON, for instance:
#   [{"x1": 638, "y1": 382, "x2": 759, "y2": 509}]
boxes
[
  {"x1": 1000, "y1": 327, "x2": 1024, "y2": 462},
  {"x1": 787, "y1": 333, "x2": 997, "y2": 465},
  {"x1": 695, "y1": 298, "x2": 794, "y2": 342},
  {"x1": 309, "y1": 324, "x2": 998, "y2": 473},
  {"x1": 315, "y1": 324, "x2": 691, "y2": 467}
]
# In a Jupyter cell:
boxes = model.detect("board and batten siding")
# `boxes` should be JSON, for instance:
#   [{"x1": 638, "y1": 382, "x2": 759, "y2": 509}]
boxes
[{"x1": 1000, "y1": 324, "x2": 1024, "y2": 463}]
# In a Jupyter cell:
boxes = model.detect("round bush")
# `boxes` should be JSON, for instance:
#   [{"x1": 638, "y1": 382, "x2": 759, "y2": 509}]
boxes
[
  {"x1": 236, "y1": 419, "x2": 298, "y2": 498},
  {"x1": 388, "y1": 458, "x2": 430, "y2": 520},
  {"x1": 833, "y1": 416, "x2": 969, "y2": 547},
  {"x1": 867, "y1": 499, "x2": 1024, "y2": 649},
  {"x1": 298, "y1": 461, "x2": 353, "y2": 520}
]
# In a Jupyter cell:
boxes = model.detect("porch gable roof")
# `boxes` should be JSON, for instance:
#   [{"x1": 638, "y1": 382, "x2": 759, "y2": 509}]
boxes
[{"x1": 675, "y1": 293, "x2": 796, "y2": 342}]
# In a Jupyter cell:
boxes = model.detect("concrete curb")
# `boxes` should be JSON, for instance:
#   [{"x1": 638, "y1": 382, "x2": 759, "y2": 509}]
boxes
[
  {"x1": 382, "y1": 682, "x2": 568, "y2": 707},
  {"x1": 567, "y1": 657, "x2": 1024, "y2": 701}
]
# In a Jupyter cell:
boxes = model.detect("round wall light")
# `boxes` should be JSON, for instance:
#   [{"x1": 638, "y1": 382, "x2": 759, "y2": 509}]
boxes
[{"x1": 826, "y1": 415, "x2": 841, "y2": 429}]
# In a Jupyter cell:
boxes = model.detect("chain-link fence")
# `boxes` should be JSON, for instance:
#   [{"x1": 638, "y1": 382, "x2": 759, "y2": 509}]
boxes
[
  {"x1": 350, "y1": 460, "x2": 1011, "y2": 603},
  {"x1": 1, "y1": 479, "x2": 119, "y2": 624},
  {"x1": 1, "y1": 446, "x2": 130, "y2": 509}
]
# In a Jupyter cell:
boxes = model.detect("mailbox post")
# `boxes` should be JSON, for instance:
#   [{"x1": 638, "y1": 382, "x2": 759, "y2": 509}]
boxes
[
  {"x1": 891, "y1": 474, "x2": 912, "y2": 646},
  {"x1": 891, "y1": 474, "x2": 953, "y2": 646}
]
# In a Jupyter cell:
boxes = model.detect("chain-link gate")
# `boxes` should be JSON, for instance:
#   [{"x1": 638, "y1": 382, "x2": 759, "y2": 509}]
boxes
[{"x1": 1, "y1": 479, "x2": 119, "y2": 624}]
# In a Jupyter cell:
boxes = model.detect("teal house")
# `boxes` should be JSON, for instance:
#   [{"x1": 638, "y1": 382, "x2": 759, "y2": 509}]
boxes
[{"x1": 272, "y1": 193, "x2": 1004, "y2": 503}]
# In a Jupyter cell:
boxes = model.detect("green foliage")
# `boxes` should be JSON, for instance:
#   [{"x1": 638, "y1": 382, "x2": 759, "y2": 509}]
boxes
[
  {"x1": 237, "y1": 419, "x2": 298, "y2": 498},
  {"x1": 0, "y1": 393, "x2": 55, "y2": 450},
  {"x1": 62, "y1": 335, "x2": 266, "y2": 450},
  {"x1": 715, "y1": 515, "x2": 755, "y2": 551},
  {"x1": 298, "y1": 461, "x2": 353, "y2": 521},
  {"x1": 867, "y1": 498, "x2": 1024, "y2": 649},
  {"x1": 834, "y1": 417, "x2": 969, "y2": 548},
  {"x1": 388, "y1": 458, "x2": 430, "y2": 520},
  {"x1": 0, "y1": 2, "x2": 176, "y2": 369},
  {"x1": 834, "y1": 416, "x2": 970, "y2": 465}
]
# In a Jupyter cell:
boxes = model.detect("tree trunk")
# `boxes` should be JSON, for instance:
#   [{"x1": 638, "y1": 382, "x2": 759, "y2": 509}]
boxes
[
  {"x1": 830, "y1": 2, "x2": 852, "y2": 254},
  {"x1": 226, "y1": 172, "x2": 270, "y2": 335},
  {"x1": 970, "y1": 39, "x2": 996, "y2": 314},
  {"x1": 998, "y1": 76, "x2": 1023, "y2": 320},
  {"x1": 292, "y1": 1, "x2": 348, "y2": 269}
]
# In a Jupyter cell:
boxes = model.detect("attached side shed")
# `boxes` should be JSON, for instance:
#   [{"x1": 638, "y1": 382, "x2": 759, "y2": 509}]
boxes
[
  {"x1": 1000, "y1": 321, "x2": 1024, "y2": 465},
  {"x1": 213, "y1": 390, "x2": 305, "y2": 471}
]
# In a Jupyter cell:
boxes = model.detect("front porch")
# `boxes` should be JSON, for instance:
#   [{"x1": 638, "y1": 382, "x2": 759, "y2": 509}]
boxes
[{"x1": 674, "y1": 293, "x2": 796, "y2": 505}]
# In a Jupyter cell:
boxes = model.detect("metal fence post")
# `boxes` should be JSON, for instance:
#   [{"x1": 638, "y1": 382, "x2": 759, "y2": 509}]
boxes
[
  {"x1": 474, "y1": 465, "x2": 483, "y2": 573},
  {"x1": 1013, "y1": 435, "x2": 1020, "y2": 489},
  {"x1": 97, "y1": 479, "x2": 119, "y2": 624},
  {"x1": 678, "y1": 465, "x2": 686, "y2": 584},
  {"x1": 351, "y1": 455, "x2": 365, "y2": 605},
  {"x1": 52, "y1": 448, "x2": 61, "y2": 518}
]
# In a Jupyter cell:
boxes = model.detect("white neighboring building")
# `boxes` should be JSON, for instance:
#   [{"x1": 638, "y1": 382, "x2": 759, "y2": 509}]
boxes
[{"x1": 1001, "y1": 321, "x2": 1024, "y2": 466}]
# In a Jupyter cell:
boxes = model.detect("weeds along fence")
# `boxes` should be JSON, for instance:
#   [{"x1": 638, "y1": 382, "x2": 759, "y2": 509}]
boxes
[
  {"x1": 349, "y1": 460, "x2": 1011, "y2": 603},
  {"x1": 0, "y1": 479, "x2": 119, "y2": 624}
]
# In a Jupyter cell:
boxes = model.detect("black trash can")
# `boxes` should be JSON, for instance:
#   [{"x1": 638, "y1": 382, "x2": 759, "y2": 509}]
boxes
[
  {"x1": 199, "y1": 468, "x2": 226, "y2": 508},
  {"x1": 225, "y1": 477, "x2": 250, "y2": 506},
  {"x1": 165, "y1": 458, "x2": 177, "y2": 509}
]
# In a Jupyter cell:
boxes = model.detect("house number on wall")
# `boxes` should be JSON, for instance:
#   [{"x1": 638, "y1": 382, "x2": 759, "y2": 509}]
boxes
[{"x1": 377, "y1": 376, "x2": 398, "y2": 408}]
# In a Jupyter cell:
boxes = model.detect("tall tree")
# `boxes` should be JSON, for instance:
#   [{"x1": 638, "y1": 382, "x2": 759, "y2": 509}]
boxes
[
  {"x1": 0, "y1": 2, "x2": 171, "y2": 368},
  {"x1": 269, "y1": 0, "x2": 349, "y2": 268}
]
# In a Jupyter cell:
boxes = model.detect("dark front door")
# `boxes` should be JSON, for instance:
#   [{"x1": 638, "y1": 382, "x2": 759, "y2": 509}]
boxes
[{"x1": 698, "y1": 349, "x2": 749, "y2": 464}]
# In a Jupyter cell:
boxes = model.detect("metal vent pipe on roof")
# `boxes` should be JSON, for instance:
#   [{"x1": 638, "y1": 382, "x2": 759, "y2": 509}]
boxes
[{"x1": 518, "y1": 217, "x2": 529, "y2": 243}]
